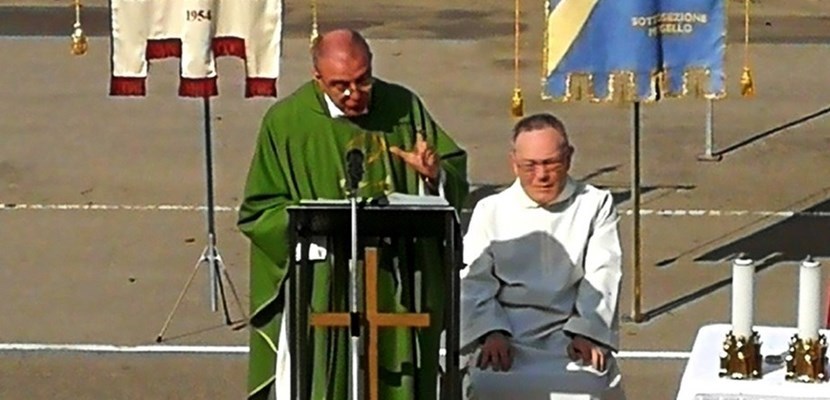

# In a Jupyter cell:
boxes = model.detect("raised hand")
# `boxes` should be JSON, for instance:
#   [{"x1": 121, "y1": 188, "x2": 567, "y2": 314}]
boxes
[{"x1": 389, "y1": 132, "x2": 440, "y2": 181}]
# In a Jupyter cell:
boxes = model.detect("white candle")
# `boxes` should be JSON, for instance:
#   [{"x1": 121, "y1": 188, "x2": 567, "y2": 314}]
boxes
[
  {"x1": 798, "y1": 257, "x2": 822, "y2": 341},
  {"x1": 731, "y1": 256, "x2": 755, "y2": 338}
]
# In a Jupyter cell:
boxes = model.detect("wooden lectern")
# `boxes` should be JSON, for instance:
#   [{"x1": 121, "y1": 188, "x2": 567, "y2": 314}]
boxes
[{"x1": 287, "y1": 198, "x2": 463, "y2": 400}]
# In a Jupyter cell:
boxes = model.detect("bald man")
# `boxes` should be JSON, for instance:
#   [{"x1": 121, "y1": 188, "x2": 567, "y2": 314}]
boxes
[
  {"x1": 460, "y1": 113, "x2": 626, "y2": 399},
  {"x1": 238, "y1": 29, "x2": 469, "y2": 399}
]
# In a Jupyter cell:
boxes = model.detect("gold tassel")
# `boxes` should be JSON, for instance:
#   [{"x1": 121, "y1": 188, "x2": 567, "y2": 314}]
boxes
[
  {"x1": 70, "y1": 0, "x2": 88, "y2": 55},
  {"x1": 310, "y1": 0, "x2": 319, "y2": 47},
  {"x1": 740, "y1": 66, "x2": 754, "y2": 97},
  {"x1": 511, "y1": 88, "x2": 525, "y2": 118},
  {"x1": 510, "y1": 0, "x2": 524, "y2": 118},
  {"x1": 740, "y1": 0, "x2": 754, "y2": 97}
]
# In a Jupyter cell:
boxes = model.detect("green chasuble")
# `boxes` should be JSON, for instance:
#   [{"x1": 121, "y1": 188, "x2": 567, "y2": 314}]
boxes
[{"x1": 238, "y1": 78, "x2": 468, "y2": 399}]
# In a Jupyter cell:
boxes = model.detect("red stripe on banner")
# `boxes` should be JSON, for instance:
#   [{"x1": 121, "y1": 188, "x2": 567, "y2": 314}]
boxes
[
  {"x1": 212, "y1": 37, "x2": 246, "y2": 58},
  {"x1": 179, "y1": 77, "x2": 218, "y2": 97},
  {"x1": 246, "y1": 78, "x2": 277, "y2": 97},
  {"x1": 110, "y1": 77, "x2": 146, "y2": 96},
  {"x1": 146, "y1": 39, "x2": 182, "y2": 60},
  {"x1": 119, "y1": 36, "x2": 276, "y2": 98}
]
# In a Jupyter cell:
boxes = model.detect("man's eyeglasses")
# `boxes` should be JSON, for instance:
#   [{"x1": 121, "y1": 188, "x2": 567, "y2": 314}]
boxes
[
  {"x1": 515, "y1": 157, "x2": 569, "y2": 174},
  {"x1": 326, "y1": 76, "x2": 375, "y2": 98}
]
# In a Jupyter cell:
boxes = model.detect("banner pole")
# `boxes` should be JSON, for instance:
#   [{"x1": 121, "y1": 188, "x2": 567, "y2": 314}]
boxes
[
  {"x1": 698, "y1": 99, "x2": 722, "y2": 162},
  {"x1": 631, "y1": 101, "x2": 644, "y2": 323},
  {"x1": 201, "y1": 97, "x2": 246, "y2": 322},
  {"x1": 202, "y1": 97, "x2": 221, "y2": 312},
  {"x1": 155, "y1": 97, "x2": 249, "y2": 342}
]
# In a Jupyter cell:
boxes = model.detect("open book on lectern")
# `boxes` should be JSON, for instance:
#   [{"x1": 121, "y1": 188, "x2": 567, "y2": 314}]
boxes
[
  {"x1": 294, "y1": 192, "x2": 450, "y2": 262},
  {"x1": 298, "y1": 192, "x2": 449, "y2": 207}
]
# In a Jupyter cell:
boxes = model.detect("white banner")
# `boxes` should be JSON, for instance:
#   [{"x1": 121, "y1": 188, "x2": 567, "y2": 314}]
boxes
[{"x1": 110, "y1": 0, "x2": 283, "y2": 97}]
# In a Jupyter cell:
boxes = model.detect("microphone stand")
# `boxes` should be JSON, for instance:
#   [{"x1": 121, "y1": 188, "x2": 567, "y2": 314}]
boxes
[{"x1": 346, "y1": 149, "x2": 364, "y2": 400}]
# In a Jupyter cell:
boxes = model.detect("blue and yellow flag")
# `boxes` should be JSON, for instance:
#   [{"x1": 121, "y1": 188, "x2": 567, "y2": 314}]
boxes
[{"x1": 543, "y1": 0, "x2": 725, "y2": 102}]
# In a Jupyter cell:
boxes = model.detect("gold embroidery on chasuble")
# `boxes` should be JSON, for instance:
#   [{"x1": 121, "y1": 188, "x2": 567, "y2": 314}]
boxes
[{"x1": 340, "y1": 131, "x2": 394, "y2": 198}]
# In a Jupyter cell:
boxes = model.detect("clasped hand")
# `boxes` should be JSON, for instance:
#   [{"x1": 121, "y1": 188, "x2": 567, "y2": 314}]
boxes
[
  {"x1": 477, "y1": 331, "x2": 608, "y2": 372},
  {"x1": 389, "y1": 132, "x2": 439, "y2": 181},
  {"x1": 566, "y1": 334, "x2": 608, "y2": 372},
  {"x1": 477, "y1": 331, "x2": 513, "y2": 372}
]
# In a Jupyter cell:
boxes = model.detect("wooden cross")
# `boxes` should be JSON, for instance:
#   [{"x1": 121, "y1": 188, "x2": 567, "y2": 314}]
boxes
[{"x1": 309, "y1": 247, "x2": 431, "y2": 400}]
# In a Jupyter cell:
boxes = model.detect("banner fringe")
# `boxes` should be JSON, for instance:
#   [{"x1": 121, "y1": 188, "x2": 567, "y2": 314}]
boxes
[
  {"x1": 146, "y1": 39, "x2": 182, "y2": 60},
  {"x1": 109, "y1": 77, "x2": 146, "y2": 96},
  {"x1": 542, "y1": 68, "x2": 726, "y2": 103},
  {"x1": 111, "y1": 37, "x2": 277, "y2": 98},
  {"x1": 179, "y1": 77, "x2": 219, "y2": 97},
  {"x1": 246, "y1": 78, "x2": 278, "y2": 98},
  {"x1": 212, "y1": 37, "x2": 247, "y2": 59}
]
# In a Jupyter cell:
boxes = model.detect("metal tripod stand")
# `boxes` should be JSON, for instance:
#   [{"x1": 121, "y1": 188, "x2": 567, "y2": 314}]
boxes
[{"x1": 156, "y1": 97, "x2": 247, "y2": 343}]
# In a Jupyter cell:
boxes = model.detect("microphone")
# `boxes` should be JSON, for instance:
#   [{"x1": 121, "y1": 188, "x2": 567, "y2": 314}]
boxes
[{"x1": 345, "y1": 148, "x2": 364, "y2": 195}]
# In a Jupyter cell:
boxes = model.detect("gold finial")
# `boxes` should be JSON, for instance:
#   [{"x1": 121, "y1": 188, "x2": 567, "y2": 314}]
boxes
[
  {"x1": 310, "y1": 0, "x2": 319, "y2": 47},
  {"x1": 70, "y1": 0, "x2": 88, "y2": 55},
  {"x1": 740, "y1": 0, "x2": 754, "y2": 97},
  {"x1": 510, "y1": 0, "x2": 524, "y2": 118}
]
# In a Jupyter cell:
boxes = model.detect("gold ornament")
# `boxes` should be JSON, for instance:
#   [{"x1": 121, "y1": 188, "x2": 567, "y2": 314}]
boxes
[
  {"x1": 70, "y1": 0, "x2": 88, "y2": 56},
  {"x1": 785, "y1": 334, "x2": 828, "y2": 383},
  {"x1": 71, "y1": 24, "x2": 88, "y2": 56},
  {"x1": 310, "y1": 0, "x2": 320, "y2": 48},
  {"x1": 510, "y1": 88, "x2": 525, "y2": 118},
  {"x1": 719, "y1": 330, "x2": 763, "y2": 380},
  {"x1": 510, "y1": 0, "x2": 523, "y2": 118},
  {"x1": 740, "y1": 0, "x2": 754, "y2": 97},
  {"x1": 740, "y1": 66, "x2": 755, "y2": 97}
]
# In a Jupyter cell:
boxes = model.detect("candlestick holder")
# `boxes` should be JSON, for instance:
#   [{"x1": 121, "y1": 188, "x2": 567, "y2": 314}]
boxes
[
  {"x1": 785, "y1": 333, "x2": 828, "y2": 383},
  {"x1": 719, "y1": 330, "x2": 763, "y2": 379}
]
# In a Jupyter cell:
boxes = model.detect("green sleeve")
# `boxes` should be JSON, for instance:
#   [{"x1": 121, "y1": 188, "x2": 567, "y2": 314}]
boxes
[
  {"x1": 237, "y1": 114, "x2": 297, "y2": 317},
  {"x1": 419, "y1": 98, "x2": 470, "y2": 212}
]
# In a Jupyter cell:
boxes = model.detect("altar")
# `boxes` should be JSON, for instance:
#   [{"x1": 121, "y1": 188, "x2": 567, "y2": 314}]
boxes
[{"x1": 675, "y1": 323, "x2": 830, "y2": 400}]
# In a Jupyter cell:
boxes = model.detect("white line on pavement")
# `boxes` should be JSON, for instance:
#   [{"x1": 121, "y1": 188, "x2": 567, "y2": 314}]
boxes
[
  {"x1": 0, "y1": 343, "x2": 246, "y2": 354},
  {"x1": 0, "y1": 203, "x2": 237, "y2": 212},
  {"x1": 2, "y1": 202, "x2": 830, "y2": 218},
  {"x1": 0, "y1": 342, "x2": 690, "y2": 359}
]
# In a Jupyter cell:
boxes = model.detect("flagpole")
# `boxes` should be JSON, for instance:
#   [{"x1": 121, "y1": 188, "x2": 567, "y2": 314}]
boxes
[
  {"x1": 698, "y1": 99, "x2": 722, "y2": 162},
  {"x1": 202, "y1": 97, "x2": 221, "y2": 313},
  {"x1": 631, "y1": 101, "x2": 644, "y2": 323},
  {"x1": 200, "y1": 96, "x2": 246, "y2": 319},
  {"x1": 155, "y1": 96, "x2": 247, "y2": 342}
]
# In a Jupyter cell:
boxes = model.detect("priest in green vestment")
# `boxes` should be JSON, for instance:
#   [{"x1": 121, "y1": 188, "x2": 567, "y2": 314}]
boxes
[{"x1": 237, "y1": 29, "x2": 469, "y2": 399}]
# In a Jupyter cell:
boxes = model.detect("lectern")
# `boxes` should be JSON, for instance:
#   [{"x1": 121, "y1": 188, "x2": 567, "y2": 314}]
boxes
[{"x1": 287, "y1": 198, "x2": 463, "y2": 400}]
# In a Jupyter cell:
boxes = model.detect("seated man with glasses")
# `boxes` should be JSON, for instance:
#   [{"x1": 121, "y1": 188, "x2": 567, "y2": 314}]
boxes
[
  {"x1": 460, "y1": 113, "x2": 626, "y2": 400},
  {"x1": 238, "y1": 28, "x2": 469, "y2": 400}
]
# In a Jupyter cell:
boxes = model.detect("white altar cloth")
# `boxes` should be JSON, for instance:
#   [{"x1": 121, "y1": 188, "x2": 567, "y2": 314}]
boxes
[{"x1": 675, "y1": 324, "x2": 830, "y2": 400}]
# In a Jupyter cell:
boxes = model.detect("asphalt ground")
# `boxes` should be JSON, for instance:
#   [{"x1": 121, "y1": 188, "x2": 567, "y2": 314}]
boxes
[{"x1": 2, "y1": 0, "x2": 830, "y2": 398}]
